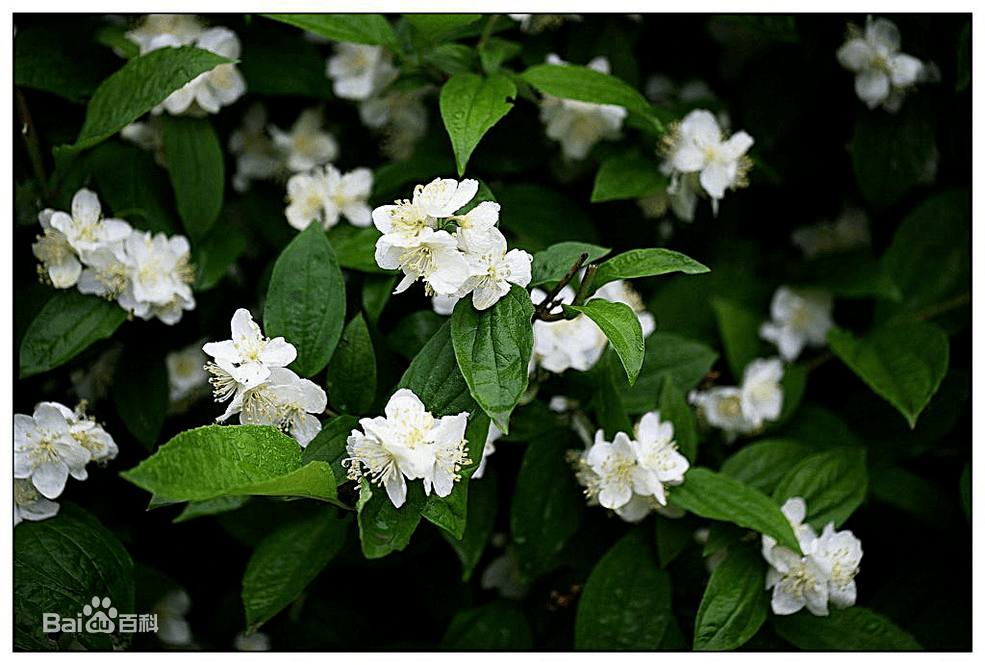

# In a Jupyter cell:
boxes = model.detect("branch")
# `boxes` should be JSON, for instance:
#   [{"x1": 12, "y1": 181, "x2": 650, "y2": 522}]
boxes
[{"x1": 532, "y1": 252, "x2": 588, "y2": 322}]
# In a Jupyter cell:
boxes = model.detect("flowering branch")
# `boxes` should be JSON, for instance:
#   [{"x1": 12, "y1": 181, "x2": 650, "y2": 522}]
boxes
[{"x1": 532, "y1": 252, "x2": 588, "y2": 322}]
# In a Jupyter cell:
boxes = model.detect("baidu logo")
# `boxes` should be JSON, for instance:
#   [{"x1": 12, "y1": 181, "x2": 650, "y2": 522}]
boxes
[{"x1": 42, "y1": 596, "x2": 158, "y2": 635}]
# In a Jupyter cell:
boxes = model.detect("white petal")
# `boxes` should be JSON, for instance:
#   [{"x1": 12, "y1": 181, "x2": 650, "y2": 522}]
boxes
[{"x1": 855, "y1": 71, "x2": 890, "y2": 108}]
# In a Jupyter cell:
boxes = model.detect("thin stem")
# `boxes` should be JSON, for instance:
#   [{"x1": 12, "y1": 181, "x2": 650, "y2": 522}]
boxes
[
  {"x1": 478, "y1": 14, "x2": 499, "y2": 50},
  {"x1": 910, "y1": 293, "x2": 970, "y2": 321},
  {"x1": 16, "y1": 88, "x2": 52, "y2": 200},
  {"x1": 572, "y1": 265, "x2": 597, "y2": 307},
  {"x1": 532, "y1": 252, "x2": 588, "y2": 322}
]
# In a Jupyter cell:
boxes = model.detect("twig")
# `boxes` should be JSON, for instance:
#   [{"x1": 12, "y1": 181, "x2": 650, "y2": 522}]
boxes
[
  {"x1": 16, "y1": 88, "x2": 52, "y2": 200},
  {"x1": 910, "y1": 293, "x2": 970, "y2": 321},
  {"x1": 533, "y1": 252, "x2": 588, "y2": 322}
]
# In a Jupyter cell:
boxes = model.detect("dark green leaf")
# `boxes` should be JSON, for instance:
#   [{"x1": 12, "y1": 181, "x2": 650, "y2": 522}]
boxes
[
  {"x1": 113, "y1": 343, "x2": 169, "y2": 450},
  {"x1": 441, "y1": 468, "x2": 498, "y2": 581},
  {"x1": 789, "y1": 251, "x2": 902, "y2": 301},
  {"x1": 669, "y1": 467, "x2": 802, "y2": 554},
  {"x1": 389, "y1": 309, "x2": 445, "y2": 361},
  {"x1": 775, "y1": 362, "x2": 809, "y2": 426},
  {"x1": 326, "y1": 314, "x2": 377, "y2": 415},
  {"x1": 773, "y1": 606, "x2": 922, "y2": 650},
  {"x1": 404, "y1": 14, "x2": 482, "y2": 44},
  {"x1": 655, "y1": 515, "x2": 695, "y2": 569},
  {"x1": 451, "y1": 284, "x2": 533, "y2": 432},
  {"x1": 496, "y1": 182, "x2": 600, "y2": 249},
  {"x1": 355, "y1": 478, "x2": 423, "y2": 559},
  {"x1": 161, "y1": 115, "x2": 224, "y2": 244},
  {"x1": 173, "y1": 495, "x2": 250, "y2": 523},
  {"x1": 593, "y1": 247, "x2": 710, "y2": 290},
  {"x1": 242, "y1": 507, "x2": 350, "y2": 630},
  {"x1": 529, "y1": 241, "x2": 611, "y2": 288},
  {"x1": 591, "y1": 352, "x2": 634, "y2": 439},
  {"x1": 772, "y1": 448, "x2": 867, "y2": 530},
  {"x1": 15, "y1": 20, "x2": 119, "y2": 103},
  {"x1": 575, "y1": 526, "x2": 672, "y2": 649},
  {"x1": 263, "y1": 14, "x2": 399, "y2": 52},
  {"x1": 56, "y1": 46, "x2": 233, "y2": 157},
  {"x1": 711, "y1": 297, "x2": 773, "y2": 381},
  {"x1": 440, "y1": 600, "x2": 533, "y2": 650},
  {"x1": 869, "y1": 464, "x2": 962, "y2": 531},
  {"x1": 657, "y1": 374, "x2": 698, "y2": 463},
  {"x1": 88, "y1": 140, "x2": 179, "y2": 236},
  {"x1": 192, "y1": 223, "x2": 249, "y2": 291},
  {"x1": 440, "y1": 73, "x2": 517, "y2": 176},
  {"x1": 14, "y1": 503, "x2": 135, "y2": 651},
  {"x1": 694, "y1": 545, "x2": 769, "y2": 650},
  {"x1": 397, "y1": 320, "x2": 477, "y2": 418},
  {"x1": 591, "y1": 150, "x2": 666, "y2": 202},
  {"x1": 120, "y1": 424, "x2": 340, "y2": 504},
  {"x1": 478, "y1": 36, "x2": 522, "y2": 74},
  {"x1": 19, "y1": 290, "x2": 127, "y2": 379},
  {"x1": 328, "y1": 225, "x2": 392, "y2": 274},
  {"x1": 564, "y1": 299, "x2": 644, "y2": 385},
  {"x1": 94, "y1": 23, "x2": 140, "y2": 59},
  {"x1": 264, "y1": 221, "x2": 347, "y2": 378},
  {"x1": 619, "y1": 332, "x2": 719, "y2": 414},
  {"x1": 303, "y1": 414, "x2": 359, "y2": 487},
  {"x1": 424, "y1": 43, "x2": 479, "y2": 76},
  {"x1": 238, "y1": 26, "x2": 333, "y2": 98},
  {"x1": 361, "y1": 274, "x2": 396, "y2": 325},
  {"x1": 828, "y1": 320, "x2": 949, "y2": 428},
  {"x1": 511, "y1": 430, "x2": 585, "y2": 579},
  {"x1": 720, "y1": 438, "x2": 815, "y2": 495}
]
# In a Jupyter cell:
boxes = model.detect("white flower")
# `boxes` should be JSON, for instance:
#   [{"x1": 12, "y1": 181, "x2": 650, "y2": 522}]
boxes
[
  {"x1": 630, "y1": 410, "x2": 690, "y2": 505},
  {"x1": 46, "y1": 188, "x2": 133, "y2": 259},
  {"x1": 343, "y1": 388, "x2": 470, "y2": 508},
  {"x1": 221, "y1": 367, "x2": 327, "y2": 447},
  {"x1": 14, "y1": 403, "x2": 91, "y2": 499},
  {"x1": 583, "y1": 430, "x2": 641, "y2": 510},
  {"x1": 117, "y1": 230, "x2": 196, "y2": 325},
  {"x1": 836, "y1": 16, "x2": 926, "y2": 112},
  {"x1": 530, "y1": 286, "x2": 607, "y2": 374},
  {"x1": 146, "y1": 25, "x2": 247, "y2": 116},
  {"x1": 286, "y1": 165, "x2": 374, "y2": 231},
  {"x1": 269, "y1": 108, "x2": 339, "y2": 173},
  {"x1": 508, "y1": 14, "x2": 580, "y2": 34},
  {"x1": 32, "y1": 209, "x2": 81, "y2": 289},
  {"x1": 662, "y1": 109, "x2": 754, "y2": 216},
  {"x1": 120, "y1": 117, "x2": 167, "y2": 167},
  {"x1": 791, "y1": 207, "x2": 871, "y2": 258},
  {"x1": 688, "y1": 386, "x2": 758, "y2": 442},
  {"x1": 14, "y1": 478, "x2": 60, "y2": 526},
  {"x1": 234, "y1": 631, "x2": 271, "y2": 651},
  {"x1": 472, "y1": 422, "x2": 502, "y2": 480},
  {"x1": 377, "y1": 227, "x2": 471, "y2": 296},
  {"x1": 166, "y1": 342, "x2": 209, "y2": 403},
  {"x1": 480, "y1": 548, "x2": 529, "y2": 599},
  {"x1": 326, "y1": 43, "x2": 398, "y2": 101},
  {"x1": 55, "y1": 401, "x2": 119, "y2": 463},
  {"x1": 126, "y1": 14, "x2": 203, "y2": 53},
  {"x1": 76, "y1": 242, "x2": 133, "y2": 302},
  {"x1": 740, "y1": 357, "x2": 785, "y2": 428},
  {"x1": 203, "y1": 308, "x2": 297, "y2": 391},
  {"x1": 358, "y1": 86, "x2": 430, "y2": 160},
  {"x1": 153, "y1": 589, "x2": 193, "y2": 647},
  {"x1": 662, "y1": 164, "x2": 701, "y2": 222},
  {"x1": 431, "y1": 293, "x2": 461, "y2": 316},
  {"x1": 457, "y1": 227, "x2": 533, "y2": 310},
  {"x1": 373, "y1": 177, "x2": 478, "y2": 249},
  {"x1": 760, "y1": 286, "x2": 835, "y2": 361},
  {"x1": 228, "y1": 103, "x2": 281, "y2": 193},
  {"x1": 810, "y1": 522, "x2": 863, "y2": 610},
  {"x1": 539, "y1": 54, "x2": 627, "y2": 160}
]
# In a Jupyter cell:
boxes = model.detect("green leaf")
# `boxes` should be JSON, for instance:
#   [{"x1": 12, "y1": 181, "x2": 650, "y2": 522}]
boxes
[
  {"x1": 694, "y1": 545, "x2": 769, "y2": 650},
  {"x1": 669, "y1": 467, "x2": 802, "y2": 554},
  {"x1": 303, "y1": 414, "x2": 359, "y2": 486},
  {"x1": 478, "y1": 36, "x2": 521, "y2": 75},
  {"x1": 88, "y1": 140, "x2": 179, "y2": 236},
  {"x1": 495, "y1": 182, "x2": 601, "y2": 249},
  {"x1": 440, "y1": 600, "x2": 533, "y2": 649},
  {"x1": 192, "y1": 223, "x2": 249, "y2": 291},
  {"x1": 326, "y1": 314, "x2": 377, "y2": 415},
  {"x1": 263, "y1": 14, "x2": 399, "y2": 52},
  {"x1": 720, "y1": 438, "x2": 815, "y2": 495},
  {"x1": 389, "y1": 310, "x2": 445, "y2": 360},
  {"x1": 529, "y1": 241, "x2": 611, "y2": 288},
  {"x1": 56, "y1": 46, "x2": 233, "y2": 157},
  {"x1": 424, "y1": 43, "x2": 479, "y2": 76},
  {"x1": 869, "y1": 464, "x2": 963, "y2": 531},
  {"x1": 113, "y1": 343, "x2": 169, "y2": 450},
  {"x1": 19, "y1": 290, "x2": 127, "y2": 378},
  {"x1": 441, "y1": 468, "x2": 498, "y2": 581},
  {"x1": 161, "y1": 115, "x2": 224, "y2": 244},
  {"x1": 788, "y1": 251, "x2": 902, "y2": 302},
  {"x1": 404, "y1": 14, "x2": 482, "y2": 43},
  {"x1": 398, "y1": 320, "x2": 477, "y2": 418},
  {"x1": 242, "y1": 507, "x2": 351, "y2": 631},
  {"x1": 772, "y1": 448, "x2": 868, "y2": 530},
  {"x1": 564, "y1": 299, "x2": 644, "y2": 385},
  {"x1": 14, "y1": 20, "x2": 119, "y2": 103},
  {"x1": 711, "y1": 297, "x2": 773, "y2": 380},
  {"x1": 355, "y1": 478, "x2": 423, "y2": 559},
  {"x1": 327, "y1": 225, "x2": 392, "y2": 274},
  {"x1": 591, "y1": 150, "x2": 666, "y2": 202},
  {"x1": 361, "y1": 274, "x2": 396, "y2": 325},
  {"x1": 828, "y1": 320, "x2": 949, "y2": 429},
  {"x1": 511, "y1": 430, "x2": 585, "y2": 579},
  {"x1": 439, "y1": 73, "x2": 517, "y2": 176},
  {"x1": 657, "y1": 374, "x2": 698, "y2": 463},
  {"x1": 619, "y1": 332, "x2": 719, "y2": 414},
  {"x1": 173, "y1": 495, "x2": 251, "y2": 523},
  {"x1": 238, "y1": 25, "x2": 333, "y2": 98},
  {"x1": 14, "y1": 503, "x2": 135, "y2": 652},
  {"x1": 264, "y1": 221, "x2": 346, "y2": 378},
  {"x1": 520, "y1": 62, "x2": 660, "y2": 129},
  {"x1": 590, "y1": 352, "x2": 634, "y2": 439},
  {"x1": 593, "y1": 247, "x2": 710, "y2": 290},
  {"x1": 119, "y1": 424, "x2": 340, "y2": 504},
  {"x1": 773, "y1": 606, "x2": 922, "y2": 650},
  {"x1": 574, "y1": 526, "x2": 672, "y2": 649},
  {"x1": 451, "y1": 284, "x2": 533, "y2": 433},
  {"x1": 654, "y1": 515, "x2": 695, "y2": 569}
]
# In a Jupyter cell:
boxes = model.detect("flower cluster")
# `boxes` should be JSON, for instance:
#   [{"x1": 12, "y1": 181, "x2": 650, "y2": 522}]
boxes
[
  {"x1": 326, "y1": 42, "x2": 429, "y2": 160},
  {"x1": 762, "y1": 498, "x2": 863, "y2": 616},
  {"x1": 14, "y1": 401, "x2": 118, "y2": 525},
  {"x1": 373, "y1": 177, "x2": 533, "y2": 309},
  {"x1": 760, "y1": 286, "x2": 835, "y2": 361},
  {"x1": 203, "y1": 308, "x2": 327, "y2": 447},
  {"x1": 125, "y1": 14, "x2": 246, "y2": 116},
  {"x1": 689, "y1": 357, "x2": 785, "y2": 442},
  {"x1": 836, "y1": 15, "x2": 931, "y2": 113},
  {"x1": 660, "y1": 109, "x2": 754, "y2": 217},
  {"x1": 570, "y1": 411, "x2": 690, "y2": 522},
  {"x1": 32, "y1": 188, "x2": 196, "y2": 325},
  {"x1": 343, "y1": 389, "x2": 471, "y2": 508},
  {"x1": 539, "y1": 54, "x2": 627, "y2": 161},
  {"x1": 529, "y1": 280, "x2": 655, "y2": 374}
]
